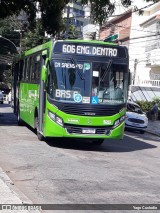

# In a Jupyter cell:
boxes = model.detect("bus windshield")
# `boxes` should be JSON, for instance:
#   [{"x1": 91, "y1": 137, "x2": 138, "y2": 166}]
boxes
[{"x1": 48, "y1": 58, "x2": 128, "y2": 105}]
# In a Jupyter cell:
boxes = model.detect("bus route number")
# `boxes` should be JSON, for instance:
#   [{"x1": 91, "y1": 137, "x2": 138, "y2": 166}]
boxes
[{"x1": 63, "y1": 45, "x2": 75, "y2": 53}]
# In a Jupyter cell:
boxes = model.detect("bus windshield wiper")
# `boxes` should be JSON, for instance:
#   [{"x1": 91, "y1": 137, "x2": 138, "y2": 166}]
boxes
[
  {"x1": 100, "y1": 60, "x2": 112, "y2": 83},
  {"x1": 70, "y1": 57, "x2": 85, "y2": 80}
]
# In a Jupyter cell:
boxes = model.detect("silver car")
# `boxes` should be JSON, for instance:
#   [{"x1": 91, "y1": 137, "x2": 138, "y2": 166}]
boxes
[{"x1": 125, "y1": 101, "x2": 148, "y2": 134}]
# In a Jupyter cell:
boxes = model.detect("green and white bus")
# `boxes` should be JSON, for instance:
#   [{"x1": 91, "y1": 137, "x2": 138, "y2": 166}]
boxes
[{"x1": 12, "y1": 40, "x2": 130, "y2": 145}]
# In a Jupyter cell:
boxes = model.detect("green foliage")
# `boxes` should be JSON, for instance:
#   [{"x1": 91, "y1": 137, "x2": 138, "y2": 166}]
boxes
[
  {"x1": 152, "y1": 96, "x2": 160, "y2": 104},
  {"x1": 0, "y1": 16, "x2": 22, "y2": 47},
  {"x1": 81, "y1": 0, "x2": 115, "y2": 25},
  {"x1": 0, "y1": 0, "x2": 69, "y2": 36},
  {"x1": 136, "y1": 101, "x2": 152, "y2": 112},
  {"x1": 0, "y1": 16, "x2": 19, "y2": 90},
  {"x1": 136, "y1": 99, "x2": 160, "y2": 120},
  {"x1": 0, "y1": 0, "x2": 36, "y2": 25},
  {"x1": 67, "y1": 24, "x2": 81, "y2": 39},
  {"x1": 22, "y1": 20, "x2": 50, "y2": 51},
  {"x1": 136, "y1": 99, "x2": 160, "y2": 112},
  {"x1": 0, "y1": 0, "x2": 158, "y2": 36},
  {"x1": 0, "y1": 68, "x2": 12, "y2": 90},
  {"x1": 39, "y1": 0, "x2": 69, "y2": 36}
]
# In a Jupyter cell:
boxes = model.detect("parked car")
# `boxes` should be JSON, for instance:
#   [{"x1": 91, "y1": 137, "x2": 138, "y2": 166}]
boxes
[
  {"x1": 0, "y1": 90, "x2": 4, "y2": 104},
  {"x1": 125, "y1": 101, "x2": 148, "y2": 134}
]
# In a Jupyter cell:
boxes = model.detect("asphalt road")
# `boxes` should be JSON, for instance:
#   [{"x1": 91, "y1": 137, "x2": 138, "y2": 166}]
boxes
[{"x1": 0, "y1": 104, "x2": 160, "y2": 212}]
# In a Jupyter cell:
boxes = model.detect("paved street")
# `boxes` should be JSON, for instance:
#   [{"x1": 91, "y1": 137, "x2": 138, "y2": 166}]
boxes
[
  {"x1": 146, "y1": 120, "x2": 160, "y2": 137},
  {"x1": 0, "y1": 104, "x2": 160, "y2": 212}
]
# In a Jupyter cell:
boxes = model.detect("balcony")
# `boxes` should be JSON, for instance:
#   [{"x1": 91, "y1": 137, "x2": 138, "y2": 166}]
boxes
[
  {"x1": 146, "y1": 49, "x2": 160, "y2": 67},
  {"x1": 139, "y1": 80, "x2": 160, "y2": 87}
]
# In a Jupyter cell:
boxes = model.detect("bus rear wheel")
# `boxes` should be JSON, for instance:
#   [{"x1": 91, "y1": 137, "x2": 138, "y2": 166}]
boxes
[
  {"x1": 92, "y1": 139, "x2": 104, "y2": 146},
  {"x1": 35, "y1": 117, "x2": 44, "y2": 141}
]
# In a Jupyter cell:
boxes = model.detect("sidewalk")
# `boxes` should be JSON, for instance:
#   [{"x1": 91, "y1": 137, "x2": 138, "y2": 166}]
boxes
[
  {"x1": 0, "y1": 168, "x2": 41, "y2": 213},
  {"x1": 146, "y1": 120, "x2": 160, "y2": 137}
]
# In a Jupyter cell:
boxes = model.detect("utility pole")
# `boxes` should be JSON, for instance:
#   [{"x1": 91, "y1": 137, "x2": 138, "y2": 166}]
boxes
[
  {"x1": 14, "y1": 30, "x2": 22, "y2": 53},
  {"x1": 133, "y1": 58, "x2": 138, "y2": 85}
]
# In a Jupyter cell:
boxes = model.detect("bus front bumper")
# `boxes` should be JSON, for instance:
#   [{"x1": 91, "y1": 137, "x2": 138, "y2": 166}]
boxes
[{"x1": 44, "y1": 116, "x2": 125, "y2": 140}]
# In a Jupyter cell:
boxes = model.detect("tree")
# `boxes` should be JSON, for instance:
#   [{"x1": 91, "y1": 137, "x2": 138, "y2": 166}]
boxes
[
  {"x1": 0, "y1": 16, "x2": 21, "y2": 90},
  {"x1": 61, "y1": 21, "x2": 81, "y2": 39},
  {"x1": 0, "y1": 0, "x2": 159, "y2": 36},
  {"x1": 81, "y1": 0, "x2": 160, "y2": 25},
  {"x1": 0, "y1": 15, "x2": 23, "y2": 47},
  {"x1": 22, "y1": 20, "x2": 50, "y2": 51},
  {"x1": 0, "y1": 63, "x2": 12, "y2": 91},
  {"x1": 0, "y1": 0, "x2": 70, "y2": 36}
]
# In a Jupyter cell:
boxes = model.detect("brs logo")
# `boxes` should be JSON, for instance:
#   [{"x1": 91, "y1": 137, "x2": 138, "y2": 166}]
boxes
[{"x1": 55, "y1": 89, "x2": 79, "y2": 99}]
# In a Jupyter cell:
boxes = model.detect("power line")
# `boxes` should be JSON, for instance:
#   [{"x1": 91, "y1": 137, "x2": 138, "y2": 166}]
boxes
[
  {"x1": 128, "y1": 33, "x2": 160, "y2": 41},
  {"x1": 109, "y1": 2, "x2": 156, "y2": 17},
  {"x1": 103, "y1": 23, "x2": 157, "y2": 34},
  {"x1": 5, "y1": 31, "x2": 160, "y2": 49}
]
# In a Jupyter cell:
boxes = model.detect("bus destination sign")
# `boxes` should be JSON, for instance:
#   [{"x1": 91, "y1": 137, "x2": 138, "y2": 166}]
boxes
[{"x1": 53, "y1": 42, "x2": 127, "y2": 58}]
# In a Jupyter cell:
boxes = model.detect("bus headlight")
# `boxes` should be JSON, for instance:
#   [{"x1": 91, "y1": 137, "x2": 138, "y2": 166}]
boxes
[
  {"x1": 48, "y1": 111, "x2": 64, "y2": 127},
  {"x1": 120, "y1": 115, "x2": 126, "y2": 122},
  {"x1": 113, "y1": 115, "x2": 126, "y2": 128},
  {"x1": 114, "y1": 119, "x2": 120, "y2": 128}
]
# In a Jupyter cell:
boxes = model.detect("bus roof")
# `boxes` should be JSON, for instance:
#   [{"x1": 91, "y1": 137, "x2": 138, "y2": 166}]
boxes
[{"x1": 65, "y1": 39, "x2": 117, "y2": 46}]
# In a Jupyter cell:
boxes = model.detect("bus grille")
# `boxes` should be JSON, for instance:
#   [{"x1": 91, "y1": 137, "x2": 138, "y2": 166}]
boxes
[{"x1": 64, "y1": 124, "x2": 112, "y2": 135}]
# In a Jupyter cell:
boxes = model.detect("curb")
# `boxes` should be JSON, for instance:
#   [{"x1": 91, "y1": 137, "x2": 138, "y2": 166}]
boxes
[
  {"x1": 0, "y1": 168, "x2": 42, "y2": 213},
  {"x1": 0, "y1": 167, "x2": 32, "y2": 205},
  {"x1": 145, "y1": 130, "x2": 160, "y2": 137}
]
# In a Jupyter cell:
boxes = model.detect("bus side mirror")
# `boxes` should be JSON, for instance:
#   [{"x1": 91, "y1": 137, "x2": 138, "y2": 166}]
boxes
[{"x1": 41, "y1": 58, "x2": 49, "y2": 82}]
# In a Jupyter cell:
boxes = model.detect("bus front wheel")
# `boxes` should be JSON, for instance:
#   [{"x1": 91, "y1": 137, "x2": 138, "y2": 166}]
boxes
[{"x1": 35, "y1": 117, "x2": 44, "y2": 141}]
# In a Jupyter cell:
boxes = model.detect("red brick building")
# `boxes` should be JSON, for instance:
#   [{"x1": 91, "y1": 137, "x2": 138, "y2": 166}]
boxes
[{"x1": 99, "y1": 9, "x2": 132, "y2": 45}]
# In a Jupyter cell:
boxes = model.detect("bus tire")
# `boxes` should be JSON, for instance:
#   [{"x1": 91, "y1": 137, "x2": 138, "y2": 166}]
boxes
[
  {"x1": 17, "y1": 108, "x2": 24, "y2": 126},
  {"x1": 37, "y1": 131, "x2": 44, "y2": 141},
  {"x1": 92, "y1": 139, "x2": 104, "y2": 146},
  {"x1": 35, "y1": 117, "x2": 44, "y2": 141}
]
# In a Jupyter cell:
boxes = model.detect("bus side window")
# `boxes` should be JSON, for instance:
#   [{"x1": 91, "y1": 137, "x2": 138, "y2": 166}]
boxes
[
  {"x1": 33, "y1": 61, "x2": 37, "y2": 81},
  {"x1": 36, "y1": 54, "x2": 42, "y2": 82},
  {"x1": 19, "y1": 60, "x2": 24, "y2": 81},
  {"x1": 31, "y1": 54, "x2": 41, "y2": 82},
  {"x1": 26, "y1": 57, "x2": 32, "y2": 81},
  {"x1": 15, "y1": 62, "x2": 19, "y2": 81},
  {"x1": 23, "y1": 58, "x2": 27, "y2": 81},
  {"x1": 31, "y1": 55, "x2": 35, "y2": 82}
]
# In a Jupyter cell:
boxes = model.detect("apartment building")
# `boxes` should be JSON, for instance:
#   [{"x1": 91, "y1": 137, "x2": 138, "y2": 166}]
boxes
[
  {"x1": 63, "y1": 0, "x2": 85, "y2": 38},
  {"x1": 98, "y1": 1, "x2": 160, "y2": 101},
  {"x1": 100, "y1": 2, "x2": 160, "y2": 87},
  {"x1": 138, "y1": 3, "x2": 160, "y2": 87}
]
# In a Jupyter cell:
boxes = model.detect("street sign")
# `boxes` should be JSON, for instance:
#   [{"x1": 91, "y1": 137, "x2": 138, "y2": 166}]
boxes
[{"x1": 104, "y1": 34, "x2": 118, "y2": 42}]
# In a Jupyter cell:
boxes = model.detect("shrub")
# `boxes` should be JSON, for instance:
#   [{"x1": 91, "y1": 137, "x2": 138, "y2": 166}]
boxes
[
  {"x1": 136, "y1": 100, "x2": 151, "y2": 112},
  {"x1": 135, "y1": 100, "x2": 160, "y2": 120}
]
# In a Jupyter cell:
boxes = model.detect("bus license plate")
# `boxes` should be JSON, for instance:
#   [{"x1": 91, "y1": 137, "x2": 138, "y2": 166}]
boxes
[{"x1": 82, "y1": 129, "x2": 96, "y2": 134}]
